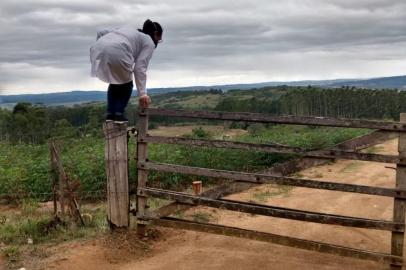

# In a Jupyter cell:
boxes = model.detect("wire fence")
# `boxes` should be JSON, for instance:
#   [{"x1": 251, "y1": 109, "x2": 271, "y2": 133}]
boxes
[
  {"x1": 0, "y1": 125, "x2": 139, "y2": 143},
  {"x1": 0, "y1": 190, "x2": 108, "y2": 201},
  {"x1": 1, "y1": 129, "x2": 139, "y2": 204}
]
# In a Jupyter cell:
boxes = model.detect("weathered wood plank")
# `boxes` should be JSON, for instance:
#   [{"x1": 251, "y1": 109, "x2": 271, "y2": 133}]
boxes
[
  {"x1": 149, "y1": 182, "x2": 256, "y2": 218},
  {"x1": 132, "y1": 112, "x2": 400, "y2": 219},
  {"x1": 136, "y1": 108, "x2": 149, "y2": 236},
  {"x1": 265, "y1": 129, "x2": 400, "y2": 176},
  {"x1": 333, "y1": 130, "x2": 399, "y2": 151},
  {"x1": 51, "y1": 142, "x2": 67, "y2": 217},
  {"x1": 48, "y1": 141, "x2": 58, "y2": 216},
  {"x1": 117, "y1": 123, "x2": 129, "y2": 226},
  {"x1": 146, "y1": 108, "x2": 406, "y2": 131},
  {"x1": 391, "y1": 113, "x2": 406, "y2": 269},
  {"x1": 139, "y1": 187, "x2": 404, "y2": 231},
  {"x1": 261, "y1": 157, "x2": 329, "y2": 177},
  {"x1": 112, "y1": 124, "x2": 121, "y2": 225},
  {"x1": 153, "y1": 217, "x2": 402, "y2": 265},
  {"x1": 104, "y1": 121, "x2": 129, "y2": 228},
  {"x1": 144, "y1": 135, "x2": 403, "y2": 164},
  {"x1": 104, "y1": 124, "x2": 112, "y2": 223},
  {"x1": 139, "y1": 161, "x2": 406, "y2": 199}
]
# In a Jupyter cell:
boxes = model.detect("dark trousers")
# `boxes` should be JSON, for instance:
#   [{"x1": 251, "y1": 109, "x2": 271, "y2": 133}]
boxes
[{"x1": 107, "y1": 81, "x2": 133, "y2": 115}]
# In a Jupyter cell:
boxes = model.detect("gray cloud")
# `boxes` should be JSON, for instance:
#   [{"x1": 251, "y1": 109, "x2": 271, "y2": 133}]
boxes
[{"x1": 0, "y1": 0, "x2": 405, "y2": 94}]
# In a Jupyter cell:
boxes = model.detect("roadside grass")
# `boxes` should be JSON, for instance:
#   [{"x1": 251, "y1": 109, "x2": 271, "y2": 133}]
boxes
[
  {"x1": 2, "y1": 245, "x2": 20, "y2": 263},
  {"x1": 313, "y1": 172, "x2": 324, "y2": 178},
  {"x1": 190, "y1": 211, "x2": 216, "y2": 223},
  {"x1": 363, "y1": 145, "x2": 385, "y2": 154},
  {"x1": 339, "y1": 161, "x2": 363, "y2": 173},
  {"x1": 0, "y1": 200, "x2": 109, "y2": 267},
  {"x1": 251, "y1": 185, "x2": 292, "y2": 203},
  {"x1": 147, "y1": 197, "x2": 171, "y2": 210}
]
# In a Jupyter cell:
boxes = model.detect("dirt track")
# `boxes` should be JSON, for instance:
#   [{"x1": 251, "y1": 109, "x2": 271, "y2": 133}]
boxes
[{"x1": 14, "y1": 139, "x2": 404, "y2": 269}]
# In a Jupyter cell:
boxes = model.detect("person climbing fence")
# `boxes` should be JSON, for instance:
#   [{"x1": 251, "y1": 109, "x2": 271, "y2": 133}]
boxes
[{"x1": 90, "y1": 19, "x2": 163, "y2": 123}]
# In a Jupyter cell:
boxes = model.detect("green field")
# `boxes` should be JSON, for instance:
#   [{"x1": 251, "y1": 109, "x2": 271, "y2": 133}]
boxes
[{"x1": 0, "y1": 124, "x2": 368, "y2": 202}]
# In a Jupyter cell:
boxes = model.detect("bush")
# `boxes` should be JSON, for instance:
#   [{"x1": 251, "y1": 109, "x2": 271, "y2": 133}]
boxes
[
  {"x1": 247, "y1": 123, "x2": 266, "y2": 136},
  {"x1": 0, "y1": 137, "x2": 106, "y2": 202},
  {"x1": 191, "y1": 127, "x2": 212, "y2": 139}
]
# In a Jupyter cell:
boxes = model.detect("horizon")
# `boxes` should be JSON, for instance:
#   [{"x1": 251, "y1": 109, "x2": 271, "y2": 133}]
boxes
[{"x1": 1, "y1": 74, "x2": 405, "y2": 96}]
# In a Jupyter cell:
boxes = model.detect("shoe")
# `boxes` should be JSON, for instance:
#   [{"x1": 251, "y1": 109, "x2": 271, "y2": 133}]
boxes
[
  {"x1": 106, "y1": 113, "x2": 114, "y2": 122},
  {"x1": 114, "y1": 114, "x2": 128, "y2": 124}
]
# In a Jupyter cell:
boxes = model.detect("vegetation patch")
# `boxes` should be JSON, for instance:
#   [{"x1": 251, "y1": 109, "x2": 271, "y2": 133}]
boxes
[
  {"x1": 252, "y1": 185, "x2": 292, "y2": 203},
  {"x1": 0, "y1": 201, "x2": 108, "y2": 267},
  {"x1": 190, "y1": 211, "x2": 216, "y2": 223},
  {"x1": 363, "y1": 146, "x2": 385, "y2": 154},
  {"x1": 339, "y1": 162, "x2": 363, "y2": 173}
]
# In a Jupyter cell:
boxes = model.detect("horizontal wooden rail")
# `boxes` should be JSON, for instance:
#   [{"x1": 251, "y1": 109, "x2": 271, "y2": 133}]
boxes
[
  {"x1": 139, "y1": 161, "x2": 406, "y2": 199},
  {"x1": 139, "y1": 182, "x2": 256, "y2": 219},
  {"x1": 146, "y1": 108, "x2": 406, "y2": 131},
  {"x1": 139, "y1": 187, "x2": 404, "y2": 231},
  {"x1": 153, "y1": 217, "x2": 402, "y2": 265},
  {"x1": 143, "y1": 135, "x2": 404, "y2": 164}
]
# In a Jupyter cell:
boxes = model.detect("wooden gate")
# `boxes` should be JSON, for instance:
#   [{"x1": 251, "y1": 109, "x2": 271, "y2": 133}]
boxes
[{"x1": 133, "y1": 108, "x2": 406, "y2": 269}]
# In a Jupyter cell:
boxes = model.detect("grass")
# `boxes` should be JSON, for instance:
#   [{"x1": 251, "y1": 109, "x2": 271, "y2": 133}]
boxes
[
  {"x1": 313, "y1": 172, "x2": 324, "y2": 178},
  {"x1": 2, "y1": 245, "x2": 20, "y2": 262},
  {"x1": 0, "y1": 123, "x2": 369, "y2": 202},
  {"x1": 238, "y1": 125, "x2": 370, "y2": 150},
  {"x1": 252, "y1": 185, "x2": 292, "y2": 203},
  {"x1": 363, "y1": 146, "x2": 385, "y2": 154},
  {"x1": 157, "y1": 94, "x2": 222, "y2": 109},
  {"x1": 172, "y1": 210, "x2": 185, "y2": 220},
  {"x1": 252, "y1": 191, "x2": 274, "y2": 203},
  {"x1": 147, "y1": 198, "x2": 171, "y2": 210},
  {"x1": 149, "y1": 125, "x2": 227, "y2": 137},
  {"x1": 0, "y1": 137, "x2": 106, "y2": 202},
  {"x1": 0, "y1": 212, "x2": 107, "y2": 246},
  {"x1": 190, "y1": 211, "x2": 215, "y2": 223},
  {"x1": 0, "y1": 121, "x2": 372, "y2": 263},
  {"x1": 339, "y1": 162, "x2": 362, "y2": 173},
  {"x1": 0, "y1": 201, "x2": 109, "y2": 266}
]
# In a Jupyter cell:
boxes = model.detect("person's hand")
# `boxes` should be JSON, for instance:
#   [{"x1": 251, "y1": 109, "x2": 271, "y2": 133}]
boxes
[{"x1": 139, "y1": 94, "x2": 151, "y2": 108}]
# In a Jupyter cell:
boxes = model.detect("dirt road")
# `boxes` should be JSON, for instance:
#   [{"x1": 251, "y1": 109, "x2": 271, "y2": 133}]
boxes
[{"x1": 26, "y1": 139, "x2": 403, "y2": 269}]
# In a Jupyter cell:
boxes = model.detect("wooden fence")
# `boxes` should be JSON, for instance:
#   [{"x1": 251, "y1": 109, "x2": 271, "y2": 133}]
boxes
[{"x1": 105, "y1": 108, "x2": 406, "y2": 269}]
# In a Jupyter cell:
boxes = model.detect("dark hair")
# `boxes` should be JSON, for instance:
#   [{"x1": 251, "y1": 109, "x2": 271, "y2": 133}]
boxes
[
  {"x1": 139, "y1": 19, "x2": 163, "y2": 47},
  {"x1": 142, "y1": 19, "x2": 162, "y2": 35}
]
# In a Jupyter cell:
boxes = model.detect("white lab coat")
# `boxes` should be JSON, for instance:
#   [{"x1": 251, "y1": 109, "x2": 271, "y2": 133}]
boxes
[{"x1": 90, "y1": 25, "x2": 155, "y2": 96}]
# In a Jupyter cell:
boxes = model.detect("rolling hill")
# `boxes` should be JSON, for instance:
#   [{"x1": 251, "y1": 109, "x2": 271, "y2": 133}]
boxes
[{"x1": 1, "y1": 75, "x2": 405, "y2": 108}]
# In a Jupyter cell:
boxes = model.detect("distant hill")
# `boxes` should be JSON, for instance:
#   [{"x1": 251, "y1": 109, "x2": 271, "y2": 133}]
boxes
[
  {"x1": 0, "y1": 91, "x2": 106, "y2": 108},
  {"x1": 147, "y1": 79, "x2": 348, "y2": 94},
  {"x1": 1, "y1": 75, "x2": 405, "y2": 108},
  {"x1": 148, "y1": 75, "x2": 406, "y2": 94},
  {"x1": 325, "y1": 75, "x2": 406, "y2": 89}
]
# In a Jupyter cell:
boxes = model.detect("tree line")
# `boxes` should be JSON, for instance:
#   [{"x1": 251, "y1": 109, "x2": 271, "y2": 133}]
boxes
[
  {"x1": 2, "y1": 86, "x2": 406, "y2": 144},
  {"x1": 0, "y1": 103, "x2": 106, "y2": 144},
  {"x1": 215, "y1": 86, "x2": 406, "y2": 121}
]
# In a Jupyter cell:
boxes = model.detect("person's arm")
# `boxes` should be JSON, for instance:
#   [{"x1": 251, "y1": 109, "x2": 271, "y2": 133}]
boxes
[{"x1": 133, "y1": 44, "x2": 155, "y2": 97}]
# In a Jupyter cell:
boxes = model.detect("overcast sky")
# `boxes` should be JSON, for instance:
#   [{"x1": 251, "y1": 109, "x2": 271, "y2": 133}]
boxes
[{"x1": 0, "y1": 0, "x2": 405, "y2": 95}]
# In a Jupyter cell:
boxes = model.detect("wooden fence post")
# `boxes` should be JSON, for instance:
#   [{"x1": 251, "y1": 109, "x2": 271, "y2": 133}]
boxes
[
  {"x1": 391, "y1": 113, "x2": 406, "y2": 269},
  {"x1": 48, "y1": 140, "x2": 58, "y2": 216},
  {"x1": 104, "y1": 121, "x2": 129, "y2": 228},
  {"x1": 136, "y1": 108, "x2": 149, "y2": 236}
]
